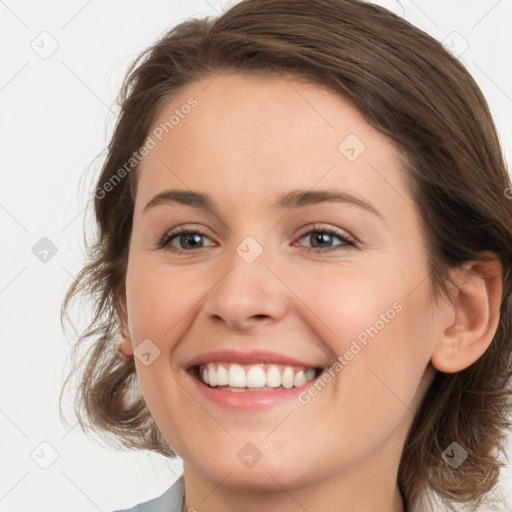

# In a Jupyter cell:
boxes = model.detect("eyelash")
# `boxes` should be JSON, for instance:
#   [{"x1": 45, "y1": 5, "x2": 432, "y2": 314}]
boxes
[{"x1": 157, "y1": 224, "x2": 356, "y2": 254}]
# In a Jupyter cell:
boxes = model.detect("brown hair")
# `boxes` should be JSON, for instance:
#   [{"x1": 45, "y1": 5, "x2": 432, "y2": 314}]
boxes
[{"x1": 60, "y1": 0, "x2": 512, "y2": 510}]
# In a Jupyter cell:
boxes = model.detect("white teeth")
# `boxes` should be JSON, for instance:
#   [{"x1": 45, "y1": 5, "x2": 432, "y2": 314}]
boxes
[
  {"x1": 208, "y1": 365, "x2": 217, "y2": 387},
  {"x1": 281, "y1": 366, "x2": 295, "y2": 389},
  {"x1": 246, "y1": 366, "x2": 266, "y2": 387},
  {"x1": 216, "y1": 365, "x2": 229, "y2": 385},
  {"x1": 228, "y1": 363, "x2": 246, "y2": 387},
  {"x1": 294, "y1": 370, "x2": 306, "y2": 387},
  {"x1": 266, "y1": 365, "x2": 282, "y2": 387},
  {"x1": 198, "y1": 362, "x2": 320, "y2": 390}
]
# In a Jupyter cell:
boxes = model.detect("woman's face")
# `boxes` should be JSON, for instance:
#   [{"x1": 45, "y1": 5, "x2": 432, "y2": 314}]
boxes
[{"x1": 122, "y1": 73, "x2": 442, "y2": 496}]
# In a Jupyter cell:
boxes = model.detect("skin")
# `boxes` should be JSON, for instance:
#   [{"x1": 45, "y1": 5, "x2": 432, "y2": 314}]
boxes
[{"x1": 118, "y1": 72, "x2": 502, "y2": 512}]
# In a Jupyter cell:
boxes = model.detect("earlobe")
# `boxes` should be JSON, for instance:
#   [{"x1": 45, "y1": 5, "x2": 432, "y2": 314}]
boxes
[
  {"x1": 117, "y1": 321, "x2": 133, "y2": 357},
  {"x1": 430, "y1": 252, "x2": 503, "y2": 374},
  {"x1": 118, "y1": 335, "x2": 133, "y2": 357},
  {"x1": 116, "y1": 293, "x2": 133, "y2": 357}
]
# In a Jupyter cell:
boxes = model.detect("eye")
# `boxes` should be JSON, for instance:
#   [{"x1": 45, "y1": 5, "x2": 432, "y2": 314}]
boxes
[
  {"x1": 157, "y1": 223, "x2": 355, "y2": 254},
  {"x1": 158, "y1": 228, "x2": 214, "y2": 253},
  {"x1": 295, "y1": 224, "x2": 355, "y2": 252}
]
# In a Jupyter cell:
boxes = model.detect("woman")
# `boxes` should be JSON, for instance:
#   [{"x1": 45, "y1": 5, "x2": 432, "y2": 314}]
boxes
[{"x1": 60, "y1": 1, "x2": 512, "y2": 510}]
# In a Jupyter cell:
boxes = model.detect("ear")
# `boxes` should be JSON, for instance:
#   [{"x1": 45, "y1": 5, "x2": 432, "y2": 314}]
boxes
[
  {"x1": 431, "y1": 252, "x2": 503, "y2": 373},
  {"x1": 116, "y1": 290, "x2": 133, "y2": 357},
  {"x1": 118, "y1": 332, "x2": 133, "y2": 357}
]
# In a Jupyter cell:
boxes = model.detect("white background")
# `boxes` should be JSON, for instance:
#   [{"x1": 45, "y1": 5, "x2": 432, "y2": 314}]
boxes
[{"x1": 1, "y1": 0, "x2": 511, "y2": 511}]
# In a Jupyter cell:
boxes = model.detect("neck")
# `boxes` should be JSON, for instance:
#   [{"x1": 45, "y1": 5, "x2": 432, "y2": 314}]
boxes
[{"x1": 181, "y1": 445, "x2": 407, "y2": 512}]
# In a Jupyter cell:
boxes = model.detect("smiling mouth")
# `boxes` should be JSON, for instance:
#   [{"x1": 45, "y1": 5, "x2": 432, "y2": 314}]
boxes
[{"x1": 190, "y1": 362, "x2": 323, "y2": 391}]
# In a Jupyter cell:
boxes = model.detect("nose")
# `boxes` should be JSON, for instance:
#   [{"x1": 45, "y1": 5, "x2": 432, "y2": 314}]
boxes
[{"x1": 202, "y1": 246, "x2": 288, "y2": 332}]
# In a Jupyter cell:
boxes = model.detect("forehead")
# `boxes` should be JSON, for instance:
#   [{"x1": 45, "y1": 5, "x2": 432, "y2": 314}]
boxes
[{"x1": 134, "y1": 72, "x2": 413, "y2": 224}]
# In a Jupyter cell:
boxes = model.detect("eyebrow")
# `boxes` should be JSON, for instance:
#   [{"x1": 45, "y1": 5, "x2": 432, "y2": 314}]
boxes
[{"x1": 142, "y1": 188, "x2": 382, "y2": 218}]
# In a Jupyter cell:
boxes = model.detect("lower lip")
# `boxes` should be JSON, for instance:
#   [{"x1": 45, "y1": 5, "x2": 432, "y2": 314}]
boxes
[{"x1": 186, "y1": 369, "x2": 320, "y2": 410}]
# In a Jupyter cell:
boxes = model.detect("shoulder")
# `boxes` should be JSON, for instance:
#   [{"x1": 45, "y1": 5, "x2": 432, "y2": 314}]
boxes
[{"x1": 111, "y1": 475, "x2": 185, "y2": 512}]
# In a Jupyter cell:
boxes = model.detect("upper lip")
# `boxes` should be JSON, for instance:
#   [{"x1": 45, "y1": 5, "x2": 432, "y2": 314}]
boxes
[{"x1": 185, "y1": 349, "x2": 324, "y2": 369}]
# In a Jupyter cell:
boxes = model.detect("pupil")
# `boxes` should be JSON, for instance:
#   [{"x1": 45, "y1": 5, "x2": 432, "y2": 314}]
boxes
[
  {"x1": 312, "y1": 233, "x2": 331, "y2": 247},
  {"x1": 182, "y1": 233, "x2": 202, "y2": 248}
]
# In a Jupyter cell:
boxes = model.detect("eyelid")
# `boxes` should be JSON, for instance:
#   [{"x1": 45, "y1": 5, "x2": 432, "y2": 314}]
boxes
[
  {"x1": 158, "y1": 224, "x2": 216, "y2": 251},
  {"x1": 293, "y1": 224, "x2": 356, "y2": 252},
  {"x1": 295, "y1": 223, "x2": 355, "y2": 243},
  {"x1": 158, "y1": 222, "x2": 356, "y2": 253}
]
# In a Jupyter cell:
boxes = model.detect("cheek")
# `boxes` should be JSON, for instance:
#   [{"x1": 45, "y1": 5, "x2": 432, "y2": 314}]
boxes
[
  {"x1": 289, "y1": 264, "x2": 408, "y2": 351},
  {"x1": 310, "y1": 281, "x2": 434, "y2": 461},
  {"x1": 124, "y1": 259, "x2": 191, "y2": 435},
  {"x1": 125, "y1": 257, "x2": 189, "y2": 341},
  {"x1": 296, "y1": 264, "x2": 434, "y2": 401},
  {"x1": 339, "y1": 279, "x2": 435, "y2": 427}
]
